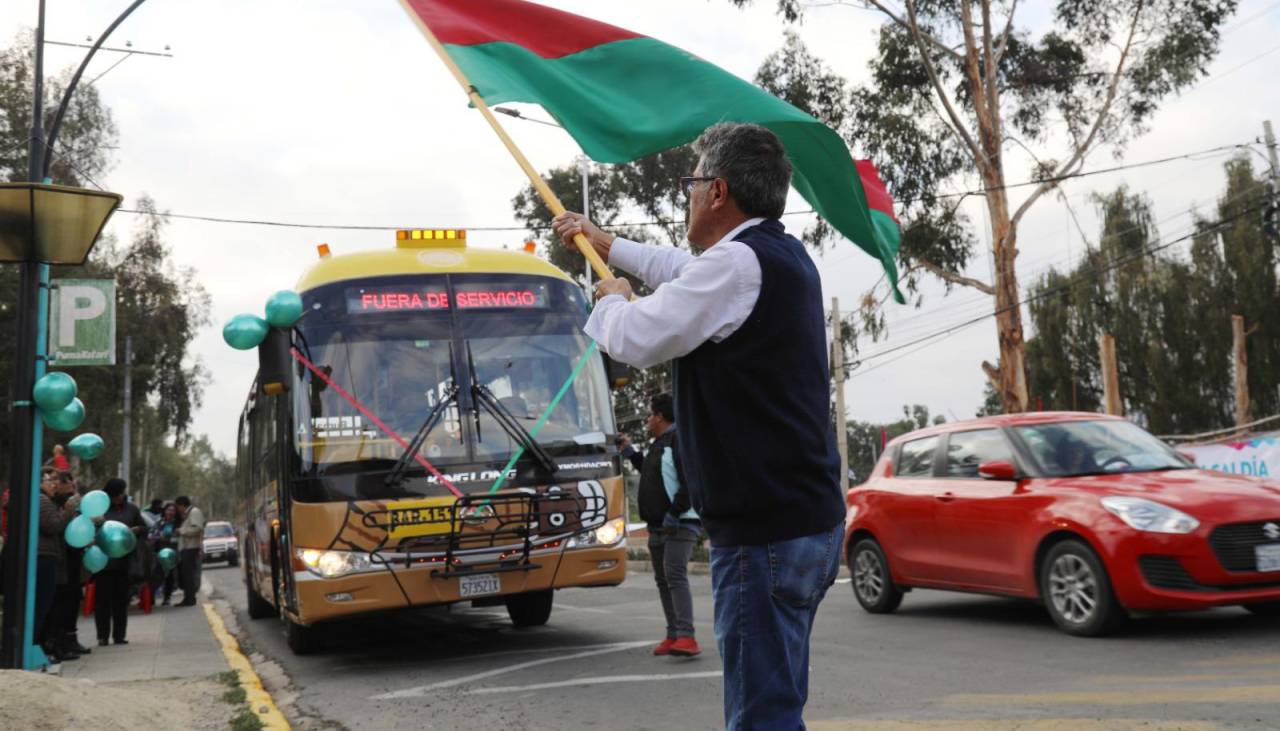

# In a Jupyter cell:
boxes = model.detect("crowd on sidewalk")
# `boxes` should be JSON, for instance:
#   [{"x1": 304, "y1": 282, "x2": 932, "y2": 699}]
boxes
[{"x1": 0, "y1": 444, "x2": 208, "y2": 665}]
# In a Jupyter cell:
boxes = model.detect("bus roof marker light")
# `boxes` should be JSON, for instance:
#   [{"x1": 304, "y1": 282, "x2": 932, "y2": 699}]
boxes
[
  {"x1": 523, "y1": 241, "x2": 536, "y2": 254},
  {"x1": 317, "y1": 243, "x2": 331, "y2": 258}
]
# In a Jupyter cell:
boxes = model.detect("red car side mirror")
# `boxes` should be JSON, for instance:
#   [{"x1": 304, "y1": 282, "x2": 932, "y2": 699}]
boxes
[{"x1": 978, "y1": 460, "x2": 1018, "y2": 480}]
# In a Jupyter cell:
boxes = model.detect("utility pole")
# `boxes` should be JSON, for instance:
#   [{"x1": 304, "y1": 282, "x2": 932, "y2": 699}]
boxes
[
  {"x1": 1264, "y1": 120, "x2": 1278, "y2": 181},
  {"x1": 1264, "y1": 121, "x2": 1279, "y2": 238},
  {"x1": 1233, "y1": 314, "x2": 1250, "y2": 427},
  {"x1": 122, "y1": 336, "x2": 132, "y2": 486},
  {"x1": 1098, "y1": 333, "x2": 1122, "y2": 416},
  {"x1": 831, "y1": 298, "x2": 849, "y2": 489}
]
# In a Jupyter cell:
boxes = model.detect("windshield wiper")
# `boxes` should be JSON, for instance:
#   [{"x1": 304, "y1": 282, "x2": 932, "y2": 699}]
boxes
[
  {"x1": 385, "y1": 343, "x2": 461, "y2": 489},
  {"x1": 465, "y1": 342, "x2": 559, "y2": 476}
]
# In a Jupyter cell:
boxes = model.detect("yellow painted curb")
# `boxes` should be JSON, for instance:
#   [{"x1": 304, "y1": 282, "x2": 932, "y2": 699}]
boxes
[{"x1": 202, "y1": 602, "x2": 292, "y2": 730}]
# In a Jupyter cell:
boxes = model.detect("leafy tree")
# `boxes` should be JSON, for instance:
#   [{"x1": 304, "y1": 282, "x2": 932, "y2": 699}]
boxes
[
  {"x1": 1024, "y1": 157, "x2": 1273, "y2": 434},
  {"x1": 734, "y1": 0, "x2": 1239, "y2": 412}
]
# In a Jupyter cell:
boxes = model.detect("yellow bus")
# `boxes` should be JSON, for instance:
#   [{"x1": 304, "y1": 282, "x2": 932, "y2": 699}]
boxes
[{"x1": 235, "y1": 230, "x2": 627, "y2": 654}]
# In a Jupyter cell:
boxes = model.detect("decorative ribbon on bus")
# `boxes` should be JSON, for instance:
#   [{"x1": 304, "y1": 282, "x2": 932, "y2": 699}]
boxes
[
  {"x1": 290, "y1": 347, "x2": 465, "y2": 498},
  {"x1": 487, "y1": 340, "x2": 601, "y2": 494},
  {"x1": 346, "y1": 282, "x2": 551, "y2": 314}
]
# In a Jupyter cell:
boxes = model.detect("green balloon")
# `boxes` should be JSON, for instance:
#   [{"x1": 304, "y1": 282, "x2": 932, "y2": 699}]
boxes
[
  {"x1": 42, "y1": 397, "x2": 85, "y2": 432},
  {"x1": 157, "y1": 547, "x2": 179, "y2": 571},
  {"x1": 82, "y1": 545, "x2": 108, "y2": 573},
  {"x1": 80, "y1": 489, "x2": 109, "y2": 519},
  {"x1": 64, "y1": 514, "x2": 96, "y2": 548},
  {"x1": 96, "y1": 520, "x2": 136, "y2": 559},
  {"x1": 68, "y1": 433, "x2": 104, "y2": 460},
  {"x1": 264, "y1": 290, "x2": 304, "y2": 328},
  {"x1": 33, "y1": 372, "x2": 77, "y2": 413},
  {"x1": 222, "y1": 314, "x2": 268, "y2": 350}
]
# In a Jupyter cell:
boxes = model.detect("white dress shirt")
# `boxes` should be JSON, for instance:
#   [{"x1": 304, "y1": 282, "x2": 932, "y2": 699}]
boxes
[{"x1": 583, "y1": 218, "x2": 766, "y2": 369}]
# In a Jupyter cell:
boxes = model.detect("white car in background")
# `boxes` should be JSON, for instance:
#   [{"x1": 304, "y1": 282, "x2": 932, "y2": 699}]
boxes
[{"x1": 202, "y1": 521, "x2": 239, "y2": 566}]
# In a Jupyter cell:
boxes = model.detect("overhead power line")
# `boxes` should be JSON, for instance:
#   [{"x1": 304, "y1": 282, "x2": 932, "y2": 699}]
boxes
[
  {"x1": 114, "y1": 141, "x2": 1255, "y2": 233},
  {"x1": 849, "y1": 200, "x2": 1271, "y2": 373}
]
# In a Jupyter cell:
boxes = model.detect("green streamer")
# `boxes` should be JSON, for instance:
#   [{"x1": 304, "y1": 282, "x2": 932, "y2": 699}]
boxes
[{"x1": 486, "y1": 340, "x2": 600, "y2": 494}]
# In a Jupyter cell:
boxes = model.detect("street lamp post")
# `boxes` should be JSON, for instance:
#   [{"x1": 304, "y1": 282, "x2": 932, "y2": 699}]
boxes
[{"x1": 0, "y1": 0, "x2": 135, "y2": 670}]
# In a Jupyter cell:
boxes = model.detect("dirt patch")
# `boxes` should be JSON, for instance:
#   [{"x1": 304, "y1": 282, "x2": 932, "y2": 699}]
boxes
[{"x1": 0, "y1": 669, "x2": 235, "y2": 731}]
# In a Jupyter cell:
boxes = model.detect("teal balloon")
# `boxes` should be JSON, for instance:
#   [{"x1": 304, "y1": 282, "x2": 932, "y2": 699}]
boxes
[
  {"x1": 33, "y1": 372, "x2": 77, "y2": 413},
  {"x1": 68, "y1": 433, "x2": 104, "y2": 461},
  {"x1": 82, "y1": 545, "x2": 108, "y2": 574},
  {"x1": 64, "y1": 514, "x2": 96, "y2": 548},
  {"x1": 222, "y1": 314, "x2": 268, "y2": 350},
  {"x1": 80, "y1": 490, "x2": 110, "y2": 519},
  {"x1": 42, "y1": 397, "x2": 85, "y2": 432},
  {"x1": 264, "y1": 290, "x2": 303, "y2": 328},
  {"x1": 96, "y1": 520, "x2": 136, "y2": 559},
  {"x1": 157, "y1": 547, "x2": 179, "y2": 571}
]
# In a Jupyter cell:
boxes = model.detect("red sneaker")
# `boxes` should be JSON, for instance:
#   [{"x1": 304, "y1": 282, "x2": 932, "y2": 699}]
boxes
[
  {"x1": 669, "y1": 636, "x2": 701, "y2": 657},
  {"x1": 653, "y1": 638, "x2": 676, "y2": 656}
]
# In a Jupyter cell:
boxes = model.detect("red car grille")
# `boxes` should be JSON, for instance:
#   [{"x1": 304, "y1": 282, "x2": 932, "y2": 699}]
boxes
[{"x1": 1208, "y1": 520, "x2": 1280, "y2": 572}]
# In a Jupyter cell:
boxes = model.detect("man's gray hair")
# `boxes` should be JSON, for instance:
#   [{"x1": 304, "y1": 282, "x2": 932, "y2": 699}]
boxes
[{"x1": 693, "y1": 123, "x2": 792, "y2": 219}]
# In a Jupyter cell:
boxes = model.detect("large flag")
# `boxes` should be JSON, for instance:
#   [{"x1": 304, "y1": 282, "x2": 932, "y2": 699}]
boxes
[{"x1": 401, "y1": 0, "x2": 903, "y2": 301}]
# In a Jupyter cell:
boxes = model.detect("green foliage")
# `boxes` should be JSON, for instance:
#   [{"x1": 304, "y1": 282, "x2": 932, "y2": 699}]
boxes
[
  {"x1": 0, "y1": 38, "x2": 216, "y2": 491},
  {"x1": 1024, "y1": 157, "x2": 1275, "y2": 434}
]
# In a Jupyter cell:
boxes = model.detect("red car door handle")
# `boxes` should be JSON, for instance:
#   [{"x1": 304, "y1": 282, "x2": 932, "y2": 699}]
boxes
[{"x1": 935, "y1": 493, "x2": 956, "y2": 502}]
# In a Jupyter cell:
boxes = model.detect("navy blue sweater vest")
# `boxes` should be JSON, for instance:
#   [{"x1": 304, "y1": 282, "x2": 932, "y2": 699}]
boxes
[{"x1": 673, "y1": 219, "x2": 844, "y2": 546}]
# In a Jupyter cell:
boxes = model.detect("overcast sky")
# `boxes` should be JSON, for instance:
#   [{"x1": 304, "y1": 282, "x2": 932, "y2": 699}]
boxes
[{"x1": 2, "y1": 0, "x2": 1278, "y2": 456}]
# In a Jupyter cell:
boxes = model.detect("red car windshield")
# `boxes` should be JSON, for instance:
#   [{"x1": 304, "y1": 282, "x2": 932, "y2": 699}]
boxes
[{"x1": 1014, "y1": 420, "x2": 1189, "y2": 477}]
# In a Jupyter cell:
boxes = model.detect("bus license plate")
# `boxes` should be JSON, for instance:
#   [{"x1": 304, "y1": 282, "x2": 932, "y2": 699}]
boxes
[
  {"x1": 1256, "y1": 544, "x2": 1280, "y2": 572},
  {"x1": 459, "y1": 573, "x2": 501, "y2": 598}
]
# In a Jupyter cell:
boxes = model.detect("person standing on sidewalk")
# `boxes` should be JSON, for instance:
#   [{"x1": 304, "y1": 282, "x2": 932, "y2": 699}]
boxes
[
  {"x1": 96, "y1": 478, "x2": 145, "y2": 646},
  {"x1": 619, "y1": 393, "x2": 701, "y2": 658},
  {"x1": 51, "y1": 472, "x2": 91, "y2": 660},
  {"x1": 553, "y1": 122, "x2": 845, "y2": 730},
  {"x1": 36, "y1": 467, "x2": 76, "y2": 660},
  {"x1": 174, "y1": 495, "x2": 205, "y2": 607}
]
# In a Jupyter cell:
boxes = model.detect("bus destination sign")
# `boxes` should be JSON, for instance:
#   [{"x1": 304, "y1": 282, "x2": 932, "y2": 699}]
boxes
[{"x1": 347, "y1": 282, "x2": 550, "y2": 314}]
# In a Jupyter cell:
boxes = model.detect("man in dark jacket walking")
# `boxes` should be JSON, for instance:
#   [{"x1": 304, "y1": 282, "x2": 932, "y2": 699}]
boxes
[
  {"x1": 554, "y1": 122, "x2": 845, "y2": 730},
  {"x1": 620, "y1": 393, "x2": 701, "y2": 657}
]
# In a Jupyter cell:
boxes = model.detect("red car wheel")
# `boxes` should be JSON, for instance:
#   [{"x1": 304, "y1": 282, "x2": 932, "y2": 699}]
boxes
[{"x1": 1040, "y1": 540, "x2": 1125, "y2": 636}]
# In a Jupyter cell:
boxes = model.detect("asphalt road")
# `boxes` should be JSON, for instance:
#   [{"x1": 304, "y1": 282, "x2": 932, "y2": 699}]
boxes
[{"x1": 205, "y1": 562, "x2": 1280, "y2": 730}]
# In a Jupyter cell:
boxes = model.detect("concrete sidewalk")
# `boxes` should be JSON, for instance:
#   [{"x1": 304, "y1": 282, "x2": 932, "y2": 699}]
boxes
[{"x1": 58, "y1": 582, "x2": 230, "y2": 683}]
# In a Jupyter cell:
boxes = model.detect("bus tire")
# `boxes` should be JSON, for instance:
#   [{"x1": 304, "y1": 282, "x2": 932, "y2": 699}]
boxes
[
  {"x1": 505, "y1": 589, "x2": 553, "y2": 628},
  {"x1": 246, "y1": 577, "x2": 275, "y2": 620},
  {"x1": 285, "y1": 616, "x2": 321, "y2": 655}
]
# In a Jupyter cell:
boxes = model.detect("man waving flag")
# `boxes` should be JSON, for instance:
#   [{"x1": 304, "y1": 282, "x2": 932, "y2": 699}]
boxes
[{"x1": 400, "y1": 0, "x2": 902, "y2": 300}]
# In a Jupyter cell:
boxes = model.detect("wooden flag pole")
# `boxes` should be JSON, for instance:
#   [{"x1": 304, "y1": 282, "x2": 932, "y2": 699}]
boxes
[{"x1": 399, "y1": 1, "x2": 615, "y2": 282}]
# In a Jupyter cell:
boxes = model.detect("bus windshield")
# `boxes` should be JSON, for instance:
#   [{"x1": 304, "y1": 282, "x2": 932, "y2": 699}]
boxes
[{"x1": 291, "y1": 275, "x2": 614, "y2": 494}]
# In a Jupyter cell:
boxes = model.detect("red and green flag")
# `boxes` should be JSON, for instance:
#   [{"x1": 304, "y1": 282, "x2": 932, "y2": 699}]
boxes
[{"x1": 401, "y1": 0, "x2": 903, "y2": 301}]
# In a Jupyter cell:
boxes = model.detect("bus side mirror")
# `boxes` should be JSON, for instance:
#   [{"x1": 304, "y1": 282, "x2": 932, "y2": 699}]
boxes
[
  {"x1": 601, "y1": 353, "x2": 633, "y2": 390},
  {"x1": 258, "y1": 327, "x2": 293, "y2": 396}
]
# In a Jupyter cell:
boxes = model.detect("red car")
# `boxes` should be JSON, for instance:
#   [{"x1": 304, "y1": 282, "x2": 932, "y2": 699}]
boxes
[{"x1": 844, "y1": 412, "x2": 1280, "y2": 636}]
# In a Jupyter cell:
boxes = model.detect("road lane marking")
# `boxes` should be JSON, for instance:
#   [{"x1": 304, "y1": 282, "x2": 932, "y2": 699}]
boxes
[
  {"x1": 809, "y1": 720, "x2": 1219, "y2": 730},
  {"x1": 463, "y1": 670, "x2": 722, "y2": 694},
  {"x1": 1089, "y1": 670, "x2": 1280, "y2": 684},
  {"x1": 370, "y1": 640, "x2": 652, "y2": 699},
  {"x1": 1187, "y1": 654, "x2": 1280, "y2": 668},
  {"x1": 946, "y1": 684, "x2": 1280, "y2": 706},
  {"x1": 834, "y1": 578, "x2": 852, "y2": 584},
  {"x1": 555, "y1": 603, "x2": 615, "y2": 614}
]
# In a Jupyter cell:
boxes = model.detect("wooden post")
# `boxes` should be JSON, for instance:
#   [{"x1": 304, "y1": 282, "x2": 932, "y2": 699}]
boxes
[
  {"x1": 831, "y1": 298, "x2": 849, "y2": 488},
  {"x1": 1099, "y1": 333, "x2": 1122, "y2": 416},
  {"x1": 1234, "y1": 314, "x2": 1250, "y2": 427}
]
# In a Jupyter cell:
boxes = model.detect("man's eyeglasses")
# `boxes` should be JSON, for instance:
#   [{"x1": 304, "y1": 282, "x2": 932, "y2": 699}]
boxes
[{"x1": 679, "y1": 176, "x2": 718, "y2": 199}]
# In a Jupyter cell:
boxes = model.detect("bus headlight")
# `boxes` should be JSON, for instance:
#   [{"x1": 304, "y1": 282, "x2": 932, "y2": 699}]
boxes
[
  {"x1": 566, "y1": 518, "x2": 626, "y2": 549},
  {"x1": 297, "y1": 548, "x2": 373, "y2": 578}
]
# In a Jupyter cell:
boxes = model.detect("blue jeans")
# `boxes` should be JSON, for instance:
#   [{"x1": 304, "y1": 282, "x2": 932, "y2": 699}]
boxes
[{"x1": 711, "y1": 523, "x2": 843, "y2": 731}]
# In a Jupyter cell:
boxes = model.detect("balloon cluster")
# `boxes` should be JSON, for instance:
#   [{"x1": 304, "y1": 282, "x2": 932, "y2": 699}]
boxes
[
  {"x1": 222, "y1": 290, "x2": 303, "y2": 350},
  {"x1": 62, "y1": 489, "x2": 136, "y2": 574}
]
